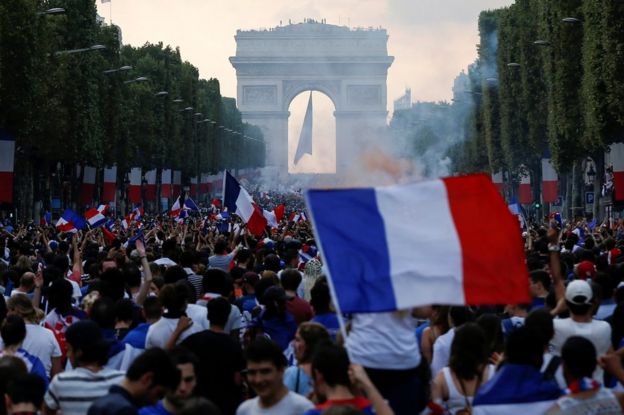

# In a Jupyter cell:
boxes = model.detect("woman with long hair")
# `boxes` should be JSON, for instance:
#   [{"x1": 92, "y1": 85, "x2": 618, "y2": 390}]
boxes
[
  {"x1": 284, "y1": 322, "x2": 330, "y2": 396},
  {"x1": 430, "y1": 323, "x2": 494, "y2": 415}
]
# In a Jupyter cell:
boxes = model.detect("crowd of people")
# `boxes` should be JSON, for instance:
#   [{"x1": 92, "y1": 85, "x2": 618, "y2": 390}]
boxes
[{"x1": 2, "y1": 193, "x2": 624, "y2": 414}]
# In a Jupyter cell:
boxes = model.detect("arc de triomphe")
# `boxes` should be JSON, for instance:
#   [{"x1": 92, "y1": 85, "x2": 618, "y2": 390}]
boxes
[{"x1": 230, "y1": 20, "x2": 394, "y2": 175}]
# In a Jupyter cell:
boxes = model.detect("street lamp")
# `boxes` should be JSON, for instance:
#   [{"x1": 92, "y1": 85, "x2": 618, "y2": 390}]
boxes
[
  {"x1": 179, "y1": 106, "x2": 193, "y2": 112},
  {"x1": 485, "y1": 77, "x2": 498, "y2": 82},
  {"x1": 103, "y1": 65, "x2": 132, "y2": 74},
  {"x1": 154, "y1": 91, "x2": 168, "y2": 97},
  {"x1": 54, "y1": 44, "x2": 106, "y2": 56},
  {"x1": 533, "y1": 40, "x2": 550, "y2": 46},
  {"x1": 38, "y1": 7, "x2": 65, "y2": 15},
  {"x1": 123, "y1": 76, "x2": 148, "y2": 84},
  {"x1": 562, "y1": 17, "x2": 582, "y2": 24},
  {"x1": 172, "y1": 98, "x2": 183, "y2": 103},
  {"x1": 507, "y1": 62, "x2": 521, "y2": 68}
]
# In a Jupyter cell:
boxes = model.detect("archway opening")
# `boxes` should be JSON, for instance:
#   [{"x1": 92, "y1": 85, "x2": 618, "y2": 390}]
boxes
[{"x1": 288, "y1": 90, "x2": 336, "y2": 174}]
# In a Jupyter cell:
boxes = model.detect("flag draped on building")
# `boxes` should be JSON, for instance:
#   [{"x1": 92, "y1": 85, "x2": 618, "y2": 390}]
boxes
[
  {"x1": 173, "y1": 170, "x2": 182, "y2": 196},
  {"x1": 128, "y1": 168, "x2": 142, "y2": 204},
  {"x1": 491, "y1": 171, "x2": 503, "y2": 195},
  {"x1": 81, "y1": 166, "x2": 97, "y2": 206},
  {"x1": 145, "y1": 169, "x2": 157, "y2": 201},
  {"x1": 610, "y1": 143, "x2": 624, "y2": 201},
  {"x1": 223, "y1": 171, "x2": 267, "y2": 236},
  {"x1": 190, "y1": 177, "x2": 198, "y2": 197},
  {"x1": 161, "y1": 169, "x2": 172, "y2": 198},
  {"x1": 518, "y1": 167, "x2": 532, "y2": 205},
  {"x1": 102, "y1": 166, "x2": 117, "y2": 203},
  {"x1": 541, "y1": 157, "x2": 558, "y2": 203},
  {"x1": 0, "y1": 131, "x2": 15, "y2": 203},
  {"x1": 305, "y1": 174, "x2": 529, "y2": 313}
]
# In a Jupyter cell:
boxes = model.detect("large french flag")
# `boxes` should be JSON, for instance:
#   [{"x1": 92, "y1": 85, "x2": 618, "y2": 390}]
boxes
[
  {"x1": 472, "y1": 364, "x2": 561, "y2": 414},
  {"x1": 223, "y1": 171, "x2": 267, "y2": 236},
  {"x1": 518, "y1": 168, "x2": 533, "y2": 205},
  {"x1": 491, "y1": 171, "x2": 503, "y2": 195},
  {"x1": 145, "y1": 169, "x2": 157, "y2": 201},
  {"x1": 173, "y1": 170, "x2": 182, "y2": 196},
  {"x1": 305, "y1": 174, "x2": 529, "y2": 313},
  {"x1": 541, "y1": 158, "x2": 558, "y2": 203},
  {"x1": 81, "y1": 166, "x2": 97, "y2": 206},
  {"x1": 102, "y1": 166, "x2": 117, "y2": 203},
  {"x1": 0, "y1": 131, "x2": 15, "y2": 203},
  {"x1": 161, "y1": 169, "x2": 172, "y2": 198},
  {"x1": 611, "y1": 143, "x2": 624, "y2": 201},
  {"x1": 128, "y1": 168, "x2": 142, "y2": 204}
]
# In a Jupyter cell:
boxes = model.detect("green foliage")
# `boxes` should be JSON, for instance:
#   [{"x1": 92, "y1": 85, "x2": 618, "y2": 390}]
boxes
[
  {"x1": 0, "y1": 0, "x2": 263, "y2": 214},
  {"x1": 451, "y1": 0, "x2": 624, "y2": 184}
]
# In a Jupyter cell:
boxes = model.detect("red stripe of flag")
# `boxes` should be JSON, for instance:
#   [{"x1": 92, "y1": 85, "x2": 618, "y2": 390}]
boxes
[{"x1": 443, "y1": 175, "x2": 530, "y2": 305}]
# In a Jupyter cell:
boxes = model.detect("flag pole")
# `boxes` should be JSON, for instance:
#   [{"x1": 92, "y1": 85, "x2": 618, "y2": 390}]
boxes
[{"x1": 303, "y1": 190, "x2": 352, "y2": 359}]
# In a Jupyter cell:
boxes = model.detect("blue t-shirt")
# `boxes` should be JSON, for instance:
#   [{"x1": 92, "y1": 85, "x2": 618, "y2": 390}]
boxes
[
  {"x1": 262, "y1": 313, "x2": 297, "y2": 351},
  {"x1": 139, "y1": 400, "x2": 172, "y2": 415},
  {"x1": 123, "y1": 323, "x2": 150, "y2": 349},
  {"x1": 311, "y1": 313, "x2": 340, "y2": 341}
]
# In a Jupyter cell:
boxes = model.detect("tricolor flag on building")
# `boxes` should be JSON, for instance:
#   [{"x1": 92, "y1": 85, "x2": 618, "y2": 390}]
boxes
[
  {"x1": 0, "y1": 130, "x2": 16, "y2": 204},
  {"x1": 173, "y1": 170, "x2": 182, "y2": 196},
  {"x1": 145, "y1": 169, "x2": 157, "y2": 201},
  {"x1": 190, "y1": 177, "x2": 198, "y2": 198},
  {"x1": 56, "y1": 209, "x2": 87, "y2": 233},
  {"x1": 102, "y1": 165, "x2": 117, "y2": 203},
  {"x1": 610, "y1": 143, "x2": 624, "y2": 201},
  {"x1": 541, "y1": 157, "x2": 558, "y2": 203},
  {"x1": 491, "y1": 171, "x2": 503, "y2": 195},
  {"x1": 223, "y1": 171, "x2": 267, "y2": 236},
  {"x1": 128, "y1": 168, "x2": 142, "y2": 204},
  {"x1": 305, "y1": 174, "x2": 529, "y2": 313},
  {"x1": 161, "y1": 169, "x2": 172, "y2": 198},
  {"x1": 85, "y1": 204, "x2": 108, "y2": 228},
  {"x1": 81, "y1": 166, "x2": 97, "y2": 206},
  {"x1": 518, "y1": 167, "x2": 532, "y2": 205}
]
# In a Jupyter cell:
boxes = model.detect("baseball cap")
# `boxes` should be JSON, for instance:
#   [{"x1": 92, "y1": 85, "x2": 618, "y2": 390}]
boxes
[
  {"x1": 576, "y1": 260, "x2": 597, "y2": 280},
  {"x1": 565, "y1": 280, "x2": 593, "y2": 305}
]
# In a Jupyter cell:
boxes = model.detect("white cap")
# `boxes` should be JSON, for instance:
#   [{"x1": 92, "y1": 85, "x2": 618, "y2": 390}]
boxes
[{"x1": 565, "y1": 280, "x2": 593, "y2": 305}]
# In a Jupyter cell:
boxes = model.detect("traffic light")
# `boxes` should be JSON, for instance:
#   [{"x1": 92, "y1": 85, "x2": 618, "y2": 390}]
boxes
[{"x1": 534, "y1": 201, "x2": 541, "y2": 209}]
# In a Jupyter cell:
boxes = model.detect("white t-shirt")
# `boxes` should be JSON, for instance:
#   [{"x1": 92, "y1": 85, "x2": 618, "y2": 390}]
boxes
[
  {"x1": 23, "y1": 324, "x2": 62, "y2": 376},
  {"x1": 186, "y1": 303, "x2": 210, "y2": 331},
  {"x1": 236, "y1": 391, "x2": 313, "y2": 415},
  {"x1": 431, "y1": 328, "x2": 455, "y2": 377},
  {"x1": 551, "y1": 318, "x2": 611, "y2": 380},
  {"x1": 145, "y1": 316, "x2": 202, "y2": 349},
  {"x1": 347, "y1": 311, "x2": 421, "y2": 370},
  {"x1": 196, "y1": 294, "x2": 243, "y2": 334}
]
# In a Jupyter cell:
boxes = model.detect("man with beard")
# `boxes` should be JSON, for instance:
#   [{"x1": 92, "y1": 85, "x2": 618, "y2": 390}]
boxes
[{"x1": 139, "y1": 347, "x2": 199, "y2": 415}]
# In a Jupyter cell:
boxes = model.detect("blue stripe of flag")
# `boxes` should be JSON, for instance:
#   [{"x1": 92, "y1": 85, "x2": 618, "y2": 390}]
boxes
[{"x1": 306, "y1": 188, "x2": 396, "y2": 312}]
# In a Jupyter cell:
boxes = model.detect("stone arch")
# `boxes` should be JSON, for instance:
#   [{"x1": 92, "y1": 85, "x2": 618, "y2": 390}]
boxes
[{"x1": 230, "y1": 20, "x2": 394, "y2": 175}]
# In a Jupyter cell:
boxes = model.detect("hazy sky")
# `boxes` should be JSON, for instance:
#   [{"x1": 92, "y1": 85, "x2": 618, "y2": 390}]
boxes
[
  {"x1": 96, "y1": 0, "x2": 514, "y2": 173},
  {"x1": 97, "y1": 0, "x2": 513, "y2": 103}
]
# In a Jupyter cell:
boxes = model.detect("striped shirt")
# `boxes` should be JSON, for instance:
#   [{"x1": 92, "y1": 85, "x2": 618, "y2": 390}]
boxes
[{"x1": 44, "y1": 367, "x2": 125, "y2": 415}]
